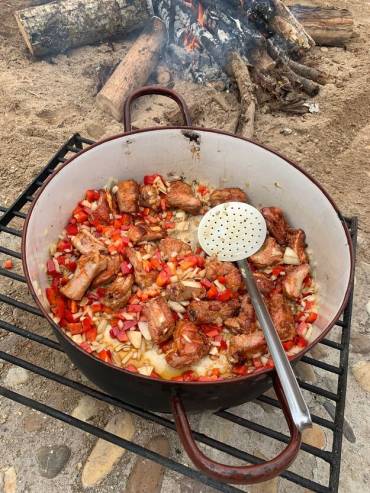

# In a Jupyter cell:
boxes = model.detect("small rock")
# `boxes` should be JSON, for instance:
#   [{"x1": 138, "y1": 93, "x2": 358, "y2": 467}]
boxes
[
  {"x1": 4, "y1": 367, "x2": 29, "y2": 387},
  {"x1": 125, "y1": 435, "x2": 170, "y2": 493},
  {"x1": 3, "y1": 466, "x2": 17, "y2": 493},
  {"x1": 366, "y1": 299, "x2": 370, "y2": 315},
  {"x1": 321, "y1": 47, "x2": 329, "y2": 52},
  {"x1": 0, "y1": 412, "x2": 8, "y2": 424},
  {"x1": 280, "y1": 127, "x2": 293, "y2": 136},
  {"x1": 302, "y1": 424, "x2": 326, "y2": 449},
  {"x1": 23, "y1": 413, "x2": 44, "y2": 432},
  {"x1": 350, "y1": 334, "x2": 370, "y2": 354},
  {"x1": 36, "y1": 445, "x2": 71, "y2": 479},
  {"x1": 323, "y1": 402, "x2": 356, "y2": 443},
  {"x1": 294, "y1": 362, "x2": 317, "y2": 383},
  {"x1": 72, "y1": 396, "x2": 102, "y2": 422},
  {"x1": 352, "y1": 360, "x2": 370, "y2": 392},
  {"x1": 81, "y1": 412, "x2": 135, "y2": 488}
]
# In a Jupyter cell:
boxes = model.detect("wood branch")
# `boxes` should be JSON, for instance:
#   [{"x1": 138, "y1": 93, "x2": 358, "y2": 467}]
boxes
[
  {"x1": 14, "y1": 0, "x2": 149, "y2": 57},
  {"x1": 281, "y1": 65, "x2": 319, "y2": 97},
  {"x1": 228, "y1": 52, "x2": 256, "y2": 139},
  {"x1": 155, "y1": 63, "x2": 172, "y2": 85},
  {"x1": 96, "y1": 19, "x2": 166, "y2": 122},
  {"x1": 290, "y1": 4, "x2": 354, "y2": 46}
]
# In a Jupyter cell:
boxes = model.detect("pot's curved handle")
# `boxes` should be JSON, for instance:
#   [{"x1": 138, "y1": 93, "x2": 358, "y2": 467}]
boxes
[
  {"x1": 171, "y1": 376, "x2": 302, "y2": 485},
  {"x1": 123, "y1": 85, "x2": 192, "y2": 131}
]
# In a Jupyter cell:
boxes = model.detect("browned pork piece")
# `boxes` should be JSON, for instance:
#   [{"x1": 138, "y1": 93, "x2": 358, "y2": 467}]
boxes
[
  {"x1": 127, "y1": 224, "x2": 166, "y2": 244},
  {"x1": 165, "y1": 321, "x2": 209, "y2": 368},
  {"x1": 166, "y1": 181, "x2": 201, "y2": 215},
  {"x1": 167, "y1": 281, "x2": 206, "y2": 302},
  {"x1": 287, "y1": 228, "x2": 308, "y2": 263},
  {"x1": 89, "y1": 192, "x2": 111, "y2": 224},
  {"x1": 60, "y1": 252, "x2": 107, "y2": 300},
  {"x1": 205, "y1": 258, "x2": 242, "y2": 291},
  {"x1": 268, "y1": 291, "x2": 295, "y2": 341},
  {"x1": 209, "y1": 187, "x2": 248, "y2": 206},
  {"x1": 92, "y1": 255, "x2": 121, "y2": 287},
  {"x1": 126, "y1": 247, "x2": 157, "y2": 288},
  {"x1": 188, "y1": 299, "x2": 240, "y2": 325},
  {"x1": 229, "y1": 332, "x2": 266, "y2": 361},
  {"x1": 225, "y1": 295, "x2": 256, "y2": 334},
  {"x1": 283, "y1": 264, "x2": 310, "y2": 299},
  {"x1": 116, "y1": 179, "x2": 139, "y2": 213},
  {"x1": 139, "y1": 184, "x2": 161, "y2": 210},
  {"x1": 71, "y1": 230, "x2": 106, "y2": 255},
  {"x1": 159, "y1": 237, "x2": 192, "y2": 260},
  {"x1": 104, "y1": 274, "x2": 134, "y2": 309},
  {"x1": 142, "y1": 296, "x2": 176, "y2": 343},
  {"x1": 261, "y1": 207, "x2": 289, "y2": 246},
  {"x1": 253, "y1": 271, "x2": 275, "y2": 295},
  {"x1": 249, "y1": 237, "x2": 283, "y2": 268}
]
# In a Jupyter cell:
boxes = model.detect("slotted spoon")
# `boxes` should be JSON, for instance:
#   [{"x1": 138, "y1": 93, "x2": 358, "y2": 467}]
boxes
[{"x1": 198, "y1": 202, "x2": 312, "y2": 431}]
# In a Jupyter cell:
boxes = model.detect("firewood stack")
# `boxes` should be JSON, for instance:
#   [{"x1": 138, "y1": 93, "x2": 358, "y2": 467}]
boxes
[{"x1": 15, "y1": 0, "x2": 354, "y2": 136}]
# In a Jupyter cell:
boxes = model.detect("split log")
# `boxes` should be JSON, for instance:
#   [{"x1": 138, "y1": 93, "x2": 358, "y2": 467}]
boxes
[
  {"x1": 14, "y1": 0, "x2": 149, "y2": 57},
  {"x1": 96, "y1": 19, "x2": 166, "y2": 122},
  {"x1": 228, "y1": 52, "x2": 256, "y2": 139},
  {"x1": 290, "y1": 4, "x2": 354, "y2": 46}
]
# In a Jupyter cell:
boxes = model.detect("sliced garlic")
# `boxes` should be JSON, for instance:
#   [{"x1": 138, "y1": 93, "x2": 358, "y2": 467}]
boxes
[
  {"x1": 168, "y1": 300, "x2": 186, "y2": 313},
  {"x1": 127, "y1": 330, "x2": 142, "y2": 349},
  {"x1": 182, "y1": 280, "x2": 202, "y2": 288}
]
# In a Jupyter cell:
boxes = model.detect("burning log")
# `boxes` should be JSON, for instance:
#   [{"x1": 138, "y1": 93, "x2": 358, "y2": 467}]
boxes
[
  {"x1": 14, "y1": 0, "x2": 149, "y2": 57},
  {"x1": 96, "y1": 19, "x2": 166, "y2": 122}
]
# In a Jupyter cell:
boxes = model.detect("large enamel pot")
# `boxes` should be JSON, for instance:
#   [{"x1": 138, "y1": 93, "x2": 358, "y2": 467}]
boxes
[{"x1": 22, "y1": 87, "x2": 354, "y2": 484}]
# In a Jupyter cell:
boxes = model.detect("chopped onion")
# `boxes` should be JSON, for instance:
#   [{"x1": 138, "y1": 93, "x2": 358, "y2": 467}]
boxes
[
  {"x1": 283, "y1": 247, "x2": 300, "y2": 265},
  {"x1": 182, "y1": 280, "x2": 201, "y2": 288},
  {"x1": 127, "y1": 331, "x2": 142, "y2": 349},
  {"x1": 138, "y1": 365, "x2": 154, "y2": 376},
  {"x1": 168, "y1": 300, "x2": 186, "y2": 313},
  {"x1": 214, "y1": 280, "x2": 226, "y2": 292},
  {"x1": 121, "y1": 351, "x2": 133, "y2": 365},
  {"x1": 138, "y1": 321, "x2": 152, "y2": 341}
]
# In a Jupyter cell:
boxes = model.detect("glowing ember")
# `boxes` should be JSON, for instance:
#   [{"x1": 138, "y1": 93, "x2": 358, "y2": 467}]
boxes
[
  {"x1": 184, "y1": 31, "x2": 200, "y2": 52},
  {"x1": 197, "y1": 2, "x2": 205, "y2": 27}
]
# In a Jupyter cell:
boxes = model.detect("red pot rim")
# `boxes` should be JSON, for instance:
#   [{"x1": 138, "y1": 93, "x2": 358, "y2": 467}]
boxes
[{"x1": 21, "y1": 126, "x2": 355, "y2": 386}]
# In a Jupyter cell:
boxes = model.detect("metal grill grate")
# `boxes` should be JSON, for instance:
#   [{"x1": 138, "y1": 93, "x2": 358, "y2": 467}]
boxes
[{"x1": 0, "y1": 133, "x2": 356, "y2": 493}]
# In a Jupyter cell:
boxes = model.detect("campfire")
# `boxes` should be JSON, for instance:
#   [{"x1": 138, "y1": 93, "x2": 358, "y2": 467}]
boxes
[{"x1": 14, "y1": 0, "x2": 354, "y2": 137}]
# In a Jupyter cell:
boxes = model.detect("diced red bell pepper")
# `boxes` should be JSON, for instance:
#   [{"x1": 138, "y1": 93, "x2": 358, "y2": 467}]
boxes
[
  {"x1": 297, "y1": 321, "x2": 308, "y2": 337},
  {"x1": 70, "y1": 300, "x2": 78, "y2": 314},
  {"x1": 122, "y1": 320, "x2": 138, "y2": 331},
  {"x1": 198, "y1": 375, "x2": 219, "y2": 382},
  {"x1": 80, "y1": 342, "x2": 93, "y2": 353},
  {"x1": 96, "y1": 287, "x2": 106, "y2": 298},
  {"x1": 295, "y1": 336, "x2": 308, "y2": 348},
  {"x1": 125, "y1": 364, "x2": 138, "y2": 373},
  {"x1": 233, "y1": 364, "x2": 248, "y2": 376},
  {"x1": 253, "y1": 357, "x2": 263, "y2": 369},
  {"x1": 45, "y1": 286, "x2": 58, "y2": 305},
  {"x1": 52, "y1": 296, "x2": 65, "y2": 320},
  {"x1": 120, "y1": 261, "x2": 133, "y2": 275},
  {"x1": 160, "y1": 198, "x2": 168, "y2": 211},
  {"x1": 47, "y1": 259, "x2": 57, "y2": 275},
  {"x1": 283, "y1": 340, "x2": 294, "y2": 351},
  {"x1": 202, "y1": 324, "x2": 220, "y2": 338},
  {"x1": 200, "y1": 278, "x2": 212, "y2": 289},
  {"x1": 150, "y1": 371, "x2": 161, "y2": 379},
  {"x1": 97, "y1": 349, "x2": 111, "y2": 363},
  {"x1": 171, "y1": 375, "x2": 184, "y2": 382},
  {"x1": 67, "y1": 322, "x2": 84, "y2": 334},
  {"x1": 306, "y1": 312, "x2": 318, "y2": 323},
  {"x1": 91, "y1": 303, "x2": 103, "y2": 313},
  {"x1": 266, "y1": 358, "x2": 274, "y2": 368},
  {"x1": 66, "y1": 260, "x2": 77, "y2": 272},
  {"x1": 149, "y1": 257, "x2": 162, "y2": 270},
  {"x1": 303, "y1": 275, "x2": 312, "y2": 288},
  {"x1": 304, "y1": 300, "x2": 315, "y2": 311},
  {"x1": 63, "y1": 310, "x2": 75, "y2": 323},
  {"x1": 179, "y1": 255, "x2": 199, "y2": 271},
  {"x1": 207, "y1": 284, "x2": 218, "y2": 299},
  {"x1": 197, "y1": 184, "x2": 208, "y2": 196},
  {"x1": 164, "y1": 221, "x2": 175, "y2": 229},
  {"x1": 217, "y1": 289, "x2": 232, "y2": 302},
  {"x1": 74, "y1": 210, "x2": 88, "y2": 223},
  {"x1": 56, "y1": 255, "x2": 66, "y2": 266},
  {"x1": 144, "y1": 174, "x2": 161, "y2": 185},
  {"x1": 82, "y1": 317, "x2": 94, "y2": 332},
  {"x1": 181, "y1": 370, "x2": 198, "y2": 382},
  {"x1": 57, "y1": 240, "x2": 72, "y2": 252},
  {"x1": 220, "y1": 339, "x2": 228, "y2": 351},
  {"x1": 127, "y1": 304, "x2": 142, "y2": 313},
  {"x1": 66, "y1": 223, "x2": 78, "y2": 236},
  {"x1": 85, "y1": 327, "x2": 97, "y2": 341},
  {"x1": 217, "y1": 276, "x2": 226, "y2": 284},
  {"x1": 272, "y1": 265, "x2": 285, "y2": 277},
  {"x1": 86, "y1": 189, "x2": 100, "y2": 202},
  {"x1": 156, "y1": 270, "x2": 170, "y2": 287},
  {"x1": 2, "y1": 259, "x2": 13, "y2": 269}
]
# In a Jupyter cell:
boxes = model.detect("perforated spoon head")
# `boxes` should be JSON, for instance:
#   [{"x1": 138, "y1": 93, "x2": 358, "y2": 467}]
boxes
[{"x1": 198, "y1": 202, "x2": 267, "y2": 261}]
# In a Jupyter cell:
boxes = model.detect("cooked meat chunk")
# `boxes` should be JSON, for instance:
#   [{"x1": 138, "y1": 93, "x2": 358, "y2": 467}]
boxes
[
  {"x1": 253, "y1": 271, "x2": 275, "y2": 295},
  {"x1": 60, "y1": 252, "x2": 107, "y2": 300},
  {"x1": 205, "y1": 258, "x2": 242, "y2": 291},
  {"x1": 142, "y1": 297, "x2": 176, "y2": 343},
  {"x1": 89, "y1": 192, "x2": 111, "y2": 225},
  {"x1": 116, "y1": 180, "x2": 139, "y2": 213},
  {"x1": 225, "y1": 295, "x2": 256, "y2": 334},
  {"x1": 283, "y1": 264, "x2": 310, "y2": 299},
  {"x1": 92, "y1": 255, "x2": 121, "y2": 287},
  {"x1": 71, "y1": 230, "x2": 106, "y2": 255},
  {"x1": 139, "y1": 184, "x2": 161, "y2": 210},
  {"x1": 268, "y1": 291, "x2": 295, "y2": 341},
  {"x1": 127, "y1": 224, "x2": 166, "y2": 244},
  {"x1": 126, "y1": 247, "x2": 157, "y2": 288},
  {"x1": 165, "y1": 321, "x2": 209, "y2": 368},
  {"x1": 229, "y1": 332, "x2": 266, "y2": 361},
  {"x1": 167, "y1": 181, "x2": 201, "y2": 215},
  {"x1": 188, "y1": 299, "x2": 240, "y2": 325},
  {"x1": 167, "y1": 281, "x2": 206, "y2": 302},
  {"x1": 209, "y1": 187, "x2": 248, "y2": 206},
  {"x1": 261, "y1": 207, "x2": 289, "y2": 246},
  {"x1": 104, "y1": 274, "x2": 134, "y2": 309},
  {"x1": 249, "y1": 237, "x2": 283, "y2": 268},
  {"x1": 287, "y1": 229, "x2": 308, "y2": 263},
  {"x1": 159, "y1": 237, "x2": 192, "y2": 260}
]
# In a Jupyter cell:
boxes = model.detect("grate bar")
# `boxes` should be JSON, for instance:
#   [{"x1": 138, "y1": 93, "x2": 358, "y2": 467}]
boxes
[
  {"x1": 0, "y1": 319, "x2": 61, "y2": 351},
  {"x1": 297, "y1": 380, "x2": 339, "y2": 402},
  {"x1": 300, "y1": 356, "x2": 342, "y2": 375},
  {"x1": 0, "y1": 293, "x2": 42, "y2": 317},
  {"x1": 0, "y1": 226, "x2": 22, "y2": 237},
  {"x1": 0, "y1": 268, "x2": 26, "y2": 283},
  {"x1": 320, "y1": 339, "x2": 343, "y2": 350},
  {"x1": 0, "y1": 206, "x2": 26, "y2": 220},
  {"x1": 0, "y1": 246, "x2": 22, "y2": 259}
]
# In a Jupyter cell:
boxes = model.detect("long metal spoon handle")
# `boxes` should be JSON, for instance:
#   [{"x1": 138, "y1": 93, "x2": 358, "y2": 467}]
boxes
[{"x1": 237, "y1": 260, "x2": 312, "y2": 432}]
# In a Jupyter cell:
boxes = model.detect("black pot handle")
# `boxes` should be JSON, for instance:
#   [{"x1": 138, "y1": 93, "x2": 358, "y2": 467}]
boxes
[
  {"x1": 123, "y1": 85, "x2": 192, "y2": 131},
  {"x1": 171, "y1": 375, "x2": 302, "y2": 484}
]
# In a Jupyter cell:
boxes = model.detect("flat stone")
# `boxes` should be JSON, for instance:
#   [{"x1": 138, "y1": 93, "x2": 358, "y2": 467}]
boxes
[
  {"x1": 81, "y1": 412, "x2": 135, "y2": 488},
  {"x1": 71, "y1": 395, "x2": 102, "y2": 422},
  {"x1": 302, "y1": 424, "x2": 326, "y2": 449},
  {"x1": 352, "y1": 360, "x2": 370, "y2": 392},
  {"x1": 323, "y1": 402, "x2": 356, "y2": 443},
  {"x1": 294, "y1": 361, "x2": 317, "y2": 384},
  {"x1": 350, "y1": 334, "x2": 370, "y2": 354},
  {"x1": 3, "y1": 466, "x2": 17, "y2": 493},
  {"x1": 23, "y1": 413, "x2": 44, "y2": 432},
  {"x1": 36, "y1": 445, "x2": 71, "y2": 479},
  {"x1": 4, "y1": 367, "x2": 29, "y2": 387},
  {"x1": 280, "y1": 127, "x2": 293, "y2": 136},
  {"x1": 125, "y1": 435, "x2": 170, "y2": 493}
]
